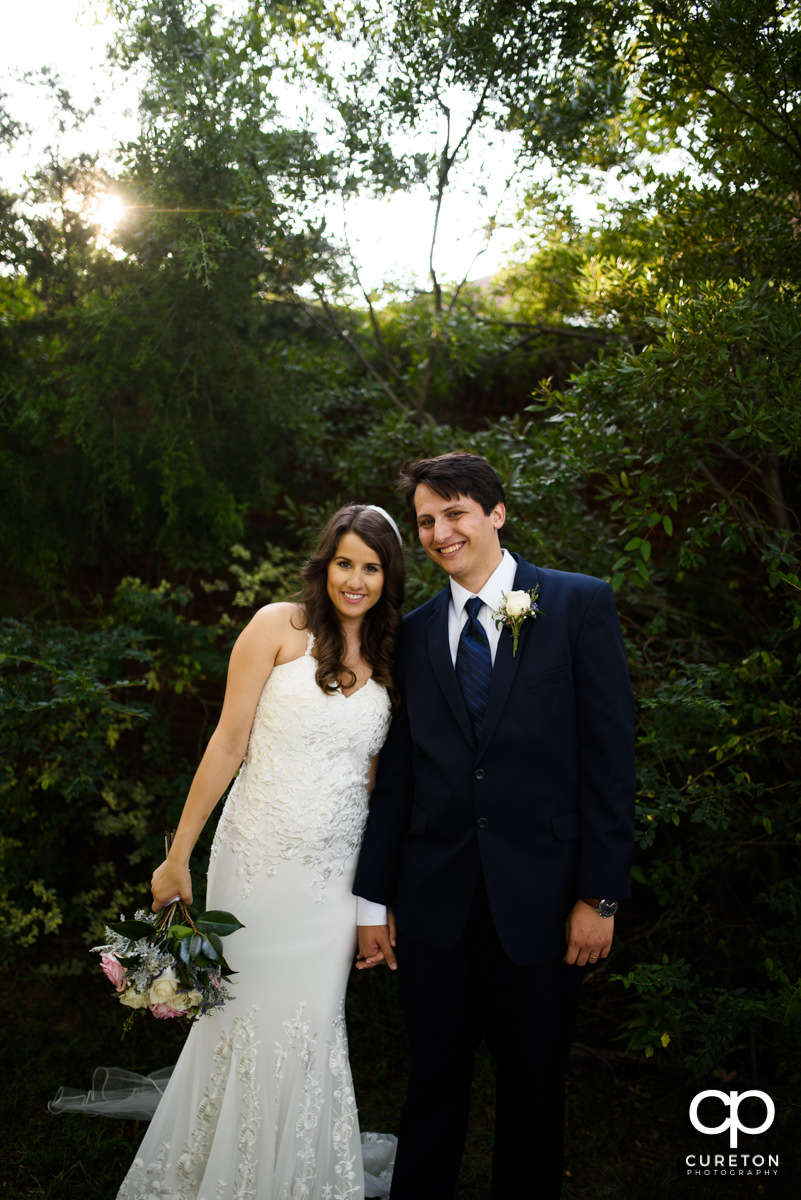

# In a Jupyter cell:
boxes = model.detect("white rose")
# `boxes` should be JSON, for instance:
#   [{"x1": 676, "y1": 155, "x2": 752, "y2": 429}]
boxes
[
  {"x1": 148, "y1": 968, "x2": 180, "y2": 1008},
  {"x1": 119, "y1": 986, "x2": 148, "y2": 1009},
  {"x1": 178, "y1": 989, "x2": 203, "y2": 1011},
  {"x1": 504, "y1": 590, "x2": 531, "y2": 618}
]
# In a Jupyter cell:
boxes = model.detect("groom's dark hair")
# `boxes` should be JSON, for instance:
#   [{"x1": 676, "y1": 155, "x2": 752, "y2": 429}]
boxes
[{"x1": 398, "y1": 452, "x2": 505, "y2": 518}]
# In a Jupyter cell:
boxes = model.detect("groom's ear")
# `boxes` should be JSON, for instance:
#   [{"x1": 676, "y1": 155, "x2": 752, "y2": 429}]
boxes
[{"x1": 491, "y1": 502, "x2": 506, "y2": 532}]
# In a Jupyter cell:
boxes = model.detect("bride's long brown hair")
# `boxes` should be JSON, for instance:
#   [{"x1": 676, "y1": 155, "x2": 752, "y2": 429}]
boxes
[{"x1": 295, "y1": 505, "x2": 404, "y2": 709}]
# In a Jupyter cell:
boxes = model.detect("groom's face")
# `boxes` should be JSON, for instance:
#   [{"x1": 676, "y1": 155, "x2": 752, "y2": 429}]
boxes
[{"x1": 413, "y1": 483, "x2": 505, "y2": 593}]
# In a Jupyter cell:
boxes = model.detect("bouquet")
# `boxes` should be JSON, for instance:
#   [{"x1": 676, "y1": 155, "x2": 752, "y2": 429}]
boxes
[{"x1": 94, "y1": 899, "x2": 244, "y2": 1023}]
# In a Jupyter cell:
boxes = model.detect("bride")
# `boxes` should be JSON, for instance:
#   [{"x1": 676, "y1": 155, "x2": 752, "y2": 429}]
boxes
[{"x1": 117, "y1": 503, "x2": 404, "y2": 1200}]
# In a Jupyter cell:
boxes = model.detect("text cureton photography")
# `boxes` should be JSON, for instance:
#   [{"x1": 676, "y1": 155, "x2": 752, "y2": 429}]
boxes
[{"x1": 684, "y1": 1089, "x2": 781, "y2": 1179}]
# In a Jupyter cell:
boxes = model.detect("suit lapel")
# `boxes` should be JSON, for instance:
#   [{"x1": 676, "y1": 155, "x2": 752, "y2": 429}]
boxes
[
  {"x1": 478, "y1": 559, "x2": 541, "y2": 756},
  {"x1": 426, "y1": 589, "x2": 475, "y2": 748}
]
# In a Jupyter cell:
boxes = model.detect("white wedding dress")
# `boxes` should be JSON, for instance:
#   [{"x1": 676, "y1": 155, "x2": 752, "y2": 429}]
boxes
[{"x1": 114, "y1": 634, "x2": 394, "y2": 1200}]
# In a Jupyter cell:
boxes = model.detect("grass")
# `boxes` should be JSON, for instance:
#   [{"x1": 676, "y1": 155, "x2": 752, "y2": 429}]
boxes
[{"x1": 2, "y1": 962, "x2": 796, "y2": 1199}]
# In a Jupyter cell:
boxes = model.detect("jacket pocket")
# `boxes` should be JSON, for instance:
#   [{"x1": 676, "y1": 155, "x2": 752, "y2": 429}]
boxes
[
  {"x1": 522, "y1": 665, "x2": 571, "y2": 691},
  {"x1": 551, "y1": 811, "x2": 579, "y2": 841}
]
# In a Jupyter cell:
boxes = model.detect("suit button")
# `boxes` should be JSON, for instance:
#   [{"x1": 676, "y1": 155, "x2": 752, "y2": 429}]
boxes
[
  {"x1": 474, "y1": 769, "x2": 485, "y2": 780},
  {"x1": 477, "y1": 817, "x2": 488, "y2": 828}
]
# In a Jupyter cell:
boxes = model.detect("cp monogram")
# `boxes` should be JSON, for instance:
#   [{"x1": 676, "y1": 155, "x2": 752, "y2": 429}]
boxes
[{"x1": 689, "y1": 1090, "x2": 775, "y2": 1149}]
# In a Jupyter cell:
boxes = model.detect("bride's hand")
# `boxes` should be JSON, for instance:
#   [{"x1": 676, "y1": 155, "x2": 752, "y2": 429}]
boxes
[
  {"x1": 151, "y1": 859, "x2": 192, "y2": 912},
  {"x1": 355, "y1": 912, "x2": 397, "y2": 971}
]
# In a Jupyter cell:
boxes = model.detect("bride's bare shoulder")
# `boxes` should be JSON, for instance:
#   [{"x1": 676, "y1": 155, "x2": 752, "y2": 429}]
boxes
[
  {"x1": 239, "y1": 602, "x2": 309, "y2": 663},
  {"x1": 246, "y1": 600, "x2": 305, "y2": 628}
]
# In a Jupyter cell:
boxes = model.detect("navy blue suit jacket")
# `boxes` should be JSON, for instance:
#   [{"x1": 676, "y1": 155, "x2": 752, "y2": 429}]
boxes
[{"x1": 353, "y1": 554, "x2": 636, "y2": 965}]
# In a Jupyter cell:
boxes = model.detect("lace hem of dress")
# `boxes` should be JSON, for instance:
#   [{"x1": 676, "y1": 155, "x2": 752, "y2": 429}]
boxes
[{"x1": 51, "y1": 1010, "x2": 397, "y2": 1200}]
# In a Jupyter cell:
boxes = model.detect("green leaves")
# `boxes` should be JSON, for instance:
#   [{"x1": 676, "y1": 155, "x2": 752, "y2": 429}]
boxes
[
  {"x1": 164, "y1": 909, "x2": 243, "y2": 978},
  {"x1": 636, "y1": 0, "x2": 801, "y2": 192},
  {"x1": 196, "y1": 911, "x2": 246, "y2": 938},
  {"x1": 0, "y1": 582, "x2": 235, "y2": 965},
  {"x1": 107, "y1": 918, "x2": 157, "y2": 941}
]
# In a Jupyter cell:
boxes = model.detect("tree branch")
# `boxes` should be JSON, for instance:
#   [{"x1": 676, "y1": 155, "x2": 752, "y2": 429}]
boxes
[{"x1": 303, "y1": 287, "x2": 408, "y2": 413}]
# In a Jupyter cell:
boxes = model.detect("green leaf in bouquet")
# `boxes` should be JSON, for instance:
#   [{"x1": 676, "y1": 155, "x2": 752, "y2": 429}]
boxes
[
  {"x1": 203, "y1": 931, "x2": 225, "y2": 960},
  {"x1": 217, "y1": 954, "x2": 237, "y2": 978},
  {"x1": 195, "y1": 910, "x2": 245, "y2": 937},
  {"x1": 189, "y1": 933, "x2": 204, "y2": 959},
  {"x1": 166, "y1": 924, "x2": 194, "y2": 941},
  {"x1": 176, "y1": 935, "x2": 193, "y2": 966},
  {"x1": 175, "y1": 962, "x2": 196, "y2": 989},
  {"x1": 198, "y1": 938, "x2": 218, "y2": 964},
  {"x1": 107, "y1": 919, "x2": 158, "y2": 941}
]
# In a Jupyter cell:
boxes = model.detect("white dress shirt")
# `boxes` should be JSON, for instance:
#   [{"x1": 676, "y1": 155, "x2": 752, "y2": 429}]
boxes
[
  {"x1": 447, "y1": 549, "x2": 517, "y2": 666},
  {"x1": 357, "y1": 548, "x2": 518, "y2": 926}
]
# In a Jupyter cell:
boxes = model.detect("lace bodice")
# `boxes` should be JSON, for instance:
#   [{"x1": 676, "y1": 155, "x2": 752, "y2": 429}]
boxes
[{"x1": 211, "y1": 635, "x2": 391, "y2": 899}]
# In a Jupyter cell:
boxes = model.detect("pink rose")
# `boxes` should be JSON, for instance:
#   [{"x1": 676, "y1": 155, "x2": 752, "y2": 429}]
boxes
[
  {"x1": 148, "y1": 1001, "x2": 186, "y2": 1019},
  {"x1": 100, "y1": 953, "x2": 126, "y2": 991}
]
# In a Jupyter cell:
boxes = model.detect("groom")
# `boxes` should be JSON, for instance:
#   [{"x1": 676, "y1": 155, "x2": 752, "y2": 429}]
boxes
[{"x1": 355, "y1": 452, "x2": 636, "y2": 1199}]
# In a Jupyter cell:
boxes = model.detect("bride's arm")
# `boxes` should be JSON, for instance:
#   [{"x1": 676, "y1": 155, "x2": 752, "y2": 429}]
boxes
[{"x1": 150, "y1": 602, "x2": 299, "y2": 910}]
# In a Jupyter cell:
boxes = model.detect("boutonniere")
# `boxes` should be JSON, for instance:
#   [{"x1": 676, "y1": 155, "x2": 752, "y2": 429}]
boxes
[{"x1": 492, "y1": 586, "x2": 541, "y2": 657}]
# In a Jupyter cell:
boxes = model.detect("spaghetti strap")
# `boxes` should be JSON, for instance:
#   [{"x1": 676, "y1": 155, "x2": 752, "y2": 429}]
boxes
[{"x1": 305, "y1": 630, "x2": 316, "y2": 655}]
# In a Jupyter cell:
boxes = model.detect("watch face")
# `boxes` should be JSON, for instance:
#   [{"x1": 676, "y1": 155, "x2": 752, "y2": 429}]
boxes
[{"x1": 599, "y1": 899, "x2": 618, "y2": 917}]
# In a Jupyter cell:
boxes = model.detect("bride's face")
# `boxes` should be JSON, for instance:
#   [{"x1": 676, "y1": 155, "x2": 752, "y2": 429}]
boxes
[{"x1": 326, "y1": 531, "x2": 385, "y2": 622}]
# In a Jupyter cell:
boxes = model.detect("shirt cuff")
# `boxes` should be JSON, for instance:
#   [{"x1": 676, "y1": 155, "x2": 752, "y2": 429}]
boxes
[{"x1": 357, "y1": 897, "x2": 388, "y2": 926}]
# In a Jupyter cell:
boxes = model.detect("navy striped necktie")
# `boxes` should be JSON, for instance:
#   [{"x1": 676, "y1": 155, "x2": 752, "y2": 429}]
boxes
[{"x1": 455, "y1": 596, "x2": 492, "y2": 742}]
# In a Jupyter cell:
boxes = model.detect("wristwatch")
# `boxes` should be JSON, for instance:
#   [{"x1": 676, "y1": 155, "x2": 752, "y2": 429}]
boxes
[{"x1": 581, "y1": 897, "x2": 618, "y2": 918}]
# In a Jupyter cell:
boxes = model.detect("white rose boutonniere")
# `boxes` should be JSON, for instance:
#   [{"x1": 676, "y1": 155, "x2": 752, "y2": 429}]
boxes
[{"x1": 492, "y1": 586, "x2": 541, "y2": 656}]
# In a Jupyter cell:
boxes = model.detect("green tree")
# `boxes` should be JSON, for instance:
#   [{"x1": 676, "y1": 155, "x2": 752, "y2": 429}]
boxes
[
  {"x1": 0, "y1": 5, "x2": 350, "y2": 591},
  {"x1": 240, "y1": 1, "x2": 639, "y2": 420}
]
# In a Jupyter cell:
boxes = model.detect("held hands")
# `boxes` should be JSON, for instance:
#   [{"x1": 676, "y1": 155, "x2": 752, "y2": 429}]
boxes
[
  {"x1": 356, "y1": 911, "x2": 397, "y2": 971},
  {"x1": 563, "y1": 899, "x2": 613, "y2": 967},
  {"x1": 151, "y1": 858, "x2": 193, "y2": 912}
]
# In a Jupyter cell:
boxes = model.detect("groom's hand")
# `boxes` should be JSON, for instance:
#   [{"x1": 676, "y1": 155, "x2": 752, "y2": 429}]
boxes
[
  {"x1": 563, "y1": 899, "x2": 613, "y2": 966},
  {"x1": 356, "y1": 914, "x2": 397, "y2": 971}
]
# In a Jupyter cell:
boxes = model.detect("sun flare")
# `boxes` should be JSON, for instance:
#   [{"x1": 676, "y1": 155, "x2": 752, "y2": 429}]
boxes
[{"x1": 86, "y1": 192, "x2": 127, "y2": 235}]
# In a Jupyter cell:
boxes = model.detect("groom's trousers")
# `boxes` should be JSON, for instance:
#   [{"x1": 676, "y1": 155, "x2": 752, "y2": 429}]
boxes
[{"x1": 389, "y1": 879, "x2": 582, "y2": 1200}]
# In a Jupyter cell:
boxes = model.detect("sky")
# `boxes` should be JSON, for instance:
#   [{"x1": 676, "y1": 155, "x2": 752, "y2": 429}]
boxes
[
  {"x1": 1, "y1": 2, "x2": 140, "y2": 180},
  {"x1": 0, "y1": 0, "x2": 524, "y2": 290}
]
